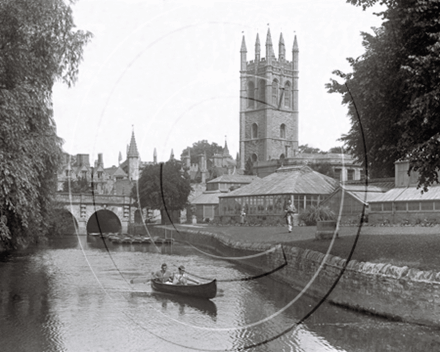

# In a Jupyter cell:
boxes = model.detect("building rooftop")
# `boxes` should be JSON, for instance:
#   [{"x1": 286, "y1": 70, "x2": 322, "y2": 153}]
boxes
[
  {"x1": 220, "y1": 165, "x2": 337, "y2": 198},
  {"x1": 370, "y1": 185, "x2": 440, "y2": 203},
  {"x1": 208, "y1": 174, "x2": 259, "y2": 184}
]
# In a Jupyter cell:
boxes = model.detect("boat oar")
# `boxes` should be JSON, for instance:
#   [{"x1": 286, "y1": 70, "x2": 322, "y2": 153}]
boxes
[{"x1": 130, "y1": 277, "x2": 152, "y2": 284}]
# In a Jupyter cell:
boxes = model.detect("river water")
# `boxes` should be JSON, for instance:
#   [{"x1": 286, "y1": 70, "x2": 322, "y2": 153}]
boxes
[{"x1": 1, "y1": 236, "x2": 439, "y2": 352}]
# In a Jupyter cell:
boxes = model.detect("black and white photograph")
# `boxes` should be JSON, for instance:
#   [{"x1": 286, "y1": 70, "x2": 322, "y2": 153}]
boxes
[{"x1": 1, "y1": 0, "x2": 440, "y2": 351}]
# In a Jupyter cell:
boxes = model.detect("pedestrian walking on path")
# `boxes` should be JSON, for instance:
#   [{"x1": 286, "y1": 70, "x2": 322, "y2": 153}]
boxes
[{"x1": 284, "y1": 200, "x2": 297, "y2": 233}]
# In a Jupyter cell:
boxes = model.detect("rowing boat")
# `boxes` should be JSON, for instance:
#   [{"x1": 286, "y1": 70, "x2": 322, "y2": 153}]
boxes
[{"x1": 151, "y1": 279, "x2": 217, "y2": 299}]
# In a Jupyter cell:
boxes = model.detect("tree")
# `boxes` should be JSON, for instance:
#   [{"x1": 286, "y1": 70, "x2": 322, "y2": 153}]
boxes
[
  {"x1": 180, "y1": 140, "x2": 224, "y2": 167},
  {"x1": 62, "y1": 177, "x2": 92, "y2": 193},
  {"x1": 309, "y1": 162, "x2": 336, "y2": 179},
  {"x1": 0, "y1": 0, "x2": 92, "y2": 248},
  {"x1": 328, "y1": 146, "x2": 345, "y2": 154},
  {"x1": 133, "y1": 161, "x2": 192, "y2": 225},
  {"x1": 327, "y1": 0, "x2": 440, "y2": 190},
  {"x1": 298, "y1": 144, "x2": 323, "y2": 154}
]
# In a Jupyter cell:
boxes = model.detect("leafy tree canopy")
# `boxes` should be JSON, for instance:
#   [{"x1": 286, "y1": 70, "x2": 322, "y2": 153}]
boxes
[
  {"x1": 298, "y1": 144, "x2": 323, "y2": 154},
  {"x1": 327, "y1": 0, "x2": 440, "y2": 190},
  {"x1": 133, "y1": 160, "x2": 192, "y2": 215},
  {"x1": 328, "y1": 146, "x2": 345, "y2": 154},
  {"x1": 0, "y1": 0, "x2": 92, "y2": 247},
  {"x1": 62, "y1": 178, "x2": 91, "y2": 193},
  {"x1": 180, "y1": 140, "x2": 224, "y2": 166}
]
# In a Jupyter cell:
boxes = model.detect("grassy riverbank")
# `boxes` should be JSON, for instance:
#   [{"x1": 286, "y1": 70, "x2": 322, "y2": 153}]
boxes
[{"x1": 173, "y1": 224, "x2": 440, "y2": 272}]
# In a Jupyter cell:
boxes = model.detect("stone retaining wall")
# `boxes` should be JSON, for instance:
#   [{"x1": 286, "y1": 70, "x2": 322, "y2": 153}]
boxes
[{"x1": 150, "y1": 226, "x2": 440, "y2": 326}]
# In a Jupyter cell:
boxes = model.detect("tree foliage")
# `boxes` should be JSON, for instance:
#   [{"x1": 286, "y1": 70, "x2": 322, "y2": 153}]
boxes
[
  {"x1": 298, "y1": 144, "x2": 323, "y2": 154},
  {"x1": 62, "y1": 177, "x2": 91, "y2": 193},
  {"x1": 133, "y1": 161, "x2": 192, "y2": 224},
  {"x1": 0, "y1": 0, "x2": 91, "y2": 247},
  {"x1": 327, "y1": 0, "x2": 440, "y2": 190},
  {"x1": 180, "y1": 140, "x2": 224, "y2": 166}
]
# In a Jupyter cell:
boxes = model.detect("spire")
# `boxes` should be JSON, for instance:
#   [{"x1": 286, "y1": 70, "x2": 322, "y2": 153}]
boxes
[
  {"x1": 240, "y1": 35, "x2": 247, "y2": 53},
  {"x1": 293, "y1": 34, "x2": 299, "y2": 52},
  {"x1": 255, "y1": 33, "x2": 260, "y2": 61},
  {"x1": 265, "y1": 27, "x2": 275, "y2": 62},
  {"x1": 240, "y1": 33, "x2": 247, "y2": 71},
  {"x1": 118, "y1": 151, "x2": 122, "y2": 166},
  {"x1": 127, "y1": 130, "x2": 139, "y2": 158},
  {"x1": 153, "y1": 148, "x2": 157, "y2": 164},
  {"x1": 279, "y1": 33, "x2": 285, "y2": 60},
  {"x1": 223, "y1": 136, "x2": 230, "y2": 157},
  {"x1": 170, "y1": 149, "x2": 174, "y2": 160}
]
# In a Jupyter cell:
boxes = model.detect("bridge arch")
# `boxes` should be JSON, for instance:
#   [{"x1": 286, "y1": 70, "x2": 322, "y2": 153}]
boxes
[{"x1": 87, "y1": 209, "x2": 122, "y2": 234}]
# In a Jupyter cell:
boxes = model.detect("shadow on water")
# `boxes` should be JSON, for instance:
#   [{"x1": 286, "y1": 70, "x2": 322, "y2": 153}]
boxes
[{"x1": 130, "y1": 291, "x2": 217, "y2": 321}]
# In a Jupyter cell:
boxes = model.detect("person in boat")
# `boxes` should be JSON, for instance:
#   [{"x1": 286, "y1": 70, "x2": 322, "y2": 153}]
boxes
[
  {"x1": 152, "y1": 263, "x2": 173, "y2": 283},
  {"x1": 173, "y1": 265, "x2": 199, "y2": 285}
]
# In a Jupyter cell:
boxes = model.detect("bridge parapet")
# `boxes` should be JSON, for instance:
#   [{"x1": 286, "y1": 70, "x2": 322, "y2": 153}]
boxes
[
  {"x1": 56, "y1": 192, "x2": 132, "y2": 205},
  {"x1": 56, "y1": 192, "x2": 134, "y2": 235}
]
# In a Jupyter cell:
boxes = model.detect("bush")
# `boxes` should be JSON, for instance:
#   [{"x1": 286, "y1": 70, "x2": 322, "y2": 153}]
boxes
[{"x1": 300, "y1": 205, "x2": 335, "y2": 226}]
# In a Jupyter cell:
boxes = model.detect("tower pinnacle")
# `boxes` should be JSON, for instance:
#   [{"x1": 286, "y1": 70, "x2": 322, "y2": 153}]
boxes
[
  {"x1": 265, "y1": 28, "x2": 275, "y2": 63},
  {"x1": 255, "y1": 33, "x2": 260, "y2": 61},
  {"x1": 240, "y1": 35, "x2": 247, "y2": 52},
  {"x1": 279, "y1": 33, "x2": 286, "y2": 60}
]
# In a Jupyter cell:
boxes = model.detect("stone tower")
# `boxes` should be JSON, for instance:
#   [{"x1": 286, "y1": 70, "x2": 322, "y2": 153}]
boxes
[
  {"x1": 127, "y1": 129, "x2": 140, "y2": 181},
  {"x1": 239, "y1": 29, "x2": 299, "y2": 169}
]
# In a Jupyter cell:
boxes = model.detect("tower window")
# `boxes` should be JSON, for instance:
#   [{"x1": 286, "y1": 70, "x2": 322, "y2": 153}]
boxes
[
  {"x1": 247, "y1": 81, "x2": 255, "y2": 109},
  {"x1": 252, "y1": 123, "x2": 258, "y2": 139},
  {"x1": 284, "y1": 81, "x2": 291, "y2": 108},
  {"x1": 272, "y1": 79, "x2": 278, "y2": 106},
  {"x1": 280, "y1": 124, "x2": 286, "y2": 138},
  {"x1": 258, "y1": 79, "x2": 265, "y2": 107},
  {"x1": 252, "y1": 153, "x2": 258, "y2": 162}
]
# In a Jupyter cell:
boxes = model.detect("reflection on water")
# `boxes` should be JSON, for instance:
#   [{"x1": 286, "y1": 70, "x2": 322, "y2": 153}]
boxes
[
  {"x1": 0, "y1": 236, "x2": 440, "y2": 351},
  {"x1": 137, "y1": 291, "x2": 218, "y2": 320}
]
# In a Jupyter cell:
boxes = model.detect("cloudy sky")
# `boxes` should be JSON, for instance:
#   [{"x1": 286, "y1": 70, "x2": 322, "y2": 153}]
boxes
[{"x1": 52, "y1": 0, "x2": 384, "y2": 167}]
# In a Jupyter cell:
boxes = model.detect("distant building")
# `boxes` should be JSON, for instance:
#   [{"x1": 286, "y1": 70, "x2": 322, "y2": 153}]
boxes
[{"x1": 57, "y1": 129, "x2": 164, "y2": 197}]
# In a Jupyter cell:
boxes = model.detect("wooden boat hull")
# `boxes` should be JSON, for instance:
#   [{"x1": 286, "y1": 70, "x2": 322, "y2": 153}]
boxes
[{"x1": 151, "y1": 279, "x2": 216, "y2": 299}]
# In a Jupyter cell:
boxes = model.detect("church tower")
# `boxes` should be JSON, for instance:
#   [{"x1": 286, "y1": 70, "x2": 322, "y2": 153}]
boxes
[{"x1": 239, "y1": 29, "x2": 299, "y2": 170}]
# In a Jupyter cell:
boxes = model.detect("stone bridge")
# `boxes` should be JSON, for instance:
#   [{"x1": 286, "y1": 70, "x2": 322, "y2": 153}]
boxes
[{"x1": 56, "y1": 192, "x2": 135, "y2": 235}]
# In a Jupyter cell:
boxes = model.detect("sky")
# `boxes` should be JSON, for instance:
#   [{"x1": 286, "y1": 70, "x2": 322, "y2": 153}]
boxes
[{"x1": 52, "y1": 0, "x2": 384, "y2": 168}]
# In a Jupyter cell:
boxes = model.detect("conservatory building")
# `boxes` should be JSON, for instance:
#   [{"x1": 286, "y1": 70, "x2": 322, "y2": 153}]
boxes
[{"x1": 217, "y1": 165, "x2": 338, "y2": 225}]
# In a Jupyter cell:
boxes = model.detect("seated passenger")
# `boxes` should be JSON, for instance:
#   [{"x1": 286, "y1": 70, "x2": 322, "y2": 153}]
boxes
[
  {"x1": 152, "y1": 263, "x2": 173, "y2": 283},
  {"x1": 173, "y1": 265, "x2": 199, "y2": 285}
]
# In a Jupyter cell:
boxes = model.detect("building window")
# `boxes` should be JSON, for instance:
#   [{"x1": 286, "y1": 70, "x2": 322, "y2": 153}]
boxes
[
  {"x1": 408, "y1": 202, "x2": 420, "y2": 211},
  {"x1": 258, "y1": 79, "x2": 265, "y2": 107},
  {"x1": 347, "y1": 169, "x2": 354, "y2": 181},
  {"x1": 252, "y1": 153, "x2": 258, "y2": 162},
  {"x1": 284, "y1": 81, "x2": 291, "y2": 108},
  {"x1": 98, "y1": 171, "x2": 103, "y2": 179},
  {"x1": 272, "y1": 79, "x2": 278, "y2": 106},
  {"x1": 252, "y1": 123, "x2": 258, "y2": 139},
  {"x1": 370, "y1": 203, "x2": 382, "y2": 212},
  {"x1": 395, "y1": 202, "x2": 407, "y2": 211},
  {"x1": 383, "y1": 203, "x2": 392, "y2": 211},
  {"x1": 247, "y1": 81, "x2": 255, "y2": 109},
  {"x1": 280, "y1": 124, "x2": 286, "y2": 138},
  {"x1": 65, "y1": 170, "x2": 70, "y2": 177}
]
